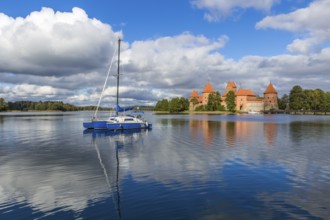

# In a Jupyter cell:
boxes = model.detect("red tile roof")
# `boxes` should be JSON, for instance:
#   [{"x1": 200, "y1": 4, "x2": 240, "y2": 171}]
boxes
[
  {"x1": 203, "y1": 82, "x2": 215, "y2": 93},
  {"x1": 190, "y1": 90, "x2": 199, "y2": 99},
  {"x1": 236, "y1": 89, "x2": 256, "y2": 96},
  {"x1": 227, "y1": 81, "x2": 237, "y2": 89},
  {"x1": 264, "y1": 83, "x2": 278, "y2": 94}
]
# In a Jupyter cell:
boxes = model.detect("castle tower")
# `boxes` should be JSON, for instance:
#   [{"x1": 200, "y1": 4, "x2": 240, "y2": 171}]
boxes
[
  {"x1": 225, "y1": 81, "x2": 237, "y2": 94},
  {"x1": 263, "y1": 82, "x2": 278, "y2": 110},
  {"x1": 221, "y1": 81, "x2": 237, "y2": 107},
  {"x1": 189, "y1": 90, "x2": 200, "y2": 110},
  {"x1": 202, "y1": 82, "x2": 215, "y2": 105},
  {"x1": 190, "y1": 90, "x2": 199, "y2": 101}
]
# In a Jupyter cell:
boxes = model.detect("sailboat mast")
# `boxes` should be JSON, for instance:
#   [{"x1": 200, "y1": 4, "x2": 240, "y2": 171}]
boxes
[{"x1": 116, "y1": 38, "x2": 121, "y2": 115}]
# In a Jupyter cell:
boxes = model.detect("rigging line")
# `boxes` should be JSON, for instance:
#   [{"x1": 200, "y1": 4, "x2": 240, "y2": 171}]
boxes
[{"x1": 94, "y1": 46, "x2": 118, "y2": 118}]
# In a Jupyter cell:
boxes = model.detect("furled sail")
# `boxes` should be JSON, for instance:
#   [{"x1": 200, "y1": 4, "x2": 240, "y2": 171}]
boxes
[{"x1": 116, "y1": 105, "x2": 134, "y2": 113}]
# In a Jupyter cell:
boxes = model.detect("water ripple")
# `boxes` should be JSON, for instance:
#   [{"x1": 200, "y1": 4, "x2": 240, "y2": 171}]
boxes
[{"x1": 0, "y1": 113, "x2": 329, "y2": 219}]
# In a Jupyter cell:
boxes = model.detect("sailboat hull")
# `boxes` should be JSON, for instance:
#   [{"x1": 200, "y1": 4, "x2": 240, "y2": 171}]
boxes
[
  {"x1": 83, "y1": 121, "x2": 94, "y2": 129},
  {"x1": 122, "y1": 123, "x2": 145, "y2": 130},
  {"x1": 106, "y1": 122, "x2": 152, "y2": 130},
  {"x1": 106, "y1": 123, "x2": 123, "y2": 130},
  {"x1": 106, "y1": 122, "x2": 144, "y2": 130},
  {"x1": 92, "y1": 121, "x2": 108, "y2": 130}
]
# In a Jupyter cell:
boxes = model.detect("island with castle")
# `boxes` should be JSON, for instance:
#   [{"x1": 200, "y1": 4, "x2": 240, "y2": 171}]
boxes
[{"x1": 189, "y1": 81, "x2": 279, "y2": 113}]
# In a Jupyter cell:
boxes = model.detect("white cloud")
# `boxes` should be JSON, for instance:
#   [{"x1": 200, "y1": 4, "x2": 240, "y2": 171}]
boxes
[
  {"x1": 191, "y1": 0, "x2": 279, "y2": 21},
  {"x1": 1, "y1": 28, "x2": 330, "y2": 105},
  {"x1": 0, "y1": 7, "x2": 120, "y2": 76},
  {"x1": 0, "y1": 7, "x2": 230, "y2": 106},
  {"x1": 256, "y1": 0, "x2": 330, "y2": 54},
  {"x1": 121, "y1": 33, "x2": 228, "y2": 88},
  {"x1": 0, "y1": 6, "x2": 329, "y2": 106},
  {"x1": 0, "y1": 83, "x2": 69, "y2": 100}
]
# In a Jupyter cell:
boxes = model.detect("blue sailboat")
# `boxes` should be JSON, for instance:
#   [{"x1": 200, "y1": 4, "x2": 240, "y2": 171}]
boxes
[
  {"x1": 83, "y1": 38, "x2": 151, "y2": 130},
  {"x1": 83, "y1": 43, "x2": 118, "y2": 130}
]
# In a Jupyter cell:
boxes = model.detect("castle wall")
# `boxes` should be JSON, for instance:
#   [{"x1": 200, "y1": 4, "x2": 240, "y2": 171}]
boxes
[
  {"x1": 264, "y1": 94, "x2": 278, "y2": 110},
  {"x1": 189, "y1": 82, "x2": 278, "y2": 112},
  {"x1": 246, "y1": 101, "x2": 264, "y2": 112},
  {"x1": 189, "y1": 102, "x2": 195, "y2": 111},
  {"x1": 202, "y1": 93, "x2": 209, "y2": 105},
  {"x1": 236, "y1": 96, "x2": 250, "y2": 111}
]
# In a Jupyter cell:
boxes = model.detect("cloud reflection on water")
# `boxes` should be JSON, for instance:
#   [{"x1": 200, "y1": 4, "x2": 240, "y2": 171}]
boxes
[{"x1": 0, "y1": 114, "x2": 329, "y2": 219}]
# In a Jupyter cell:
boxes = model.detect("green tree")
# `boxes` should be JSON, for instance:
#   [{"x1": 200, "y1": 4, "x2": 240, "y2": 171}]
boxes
[
  {"x1": 168, "y1": 97, "x2": 188, "y2": 113},
  {"x1": 303, "y1": 89, "x2": 313, "y2": 110},
  {"x1": 154, "y1": 99, "x2": 169, "y2": 111},
  {"x1": 169, "y1": 97, "x2": 180, "y2": 113},
  {"x1": 195, "y1": 104, "x2": 206, "y2": 111},
  {"x1": 178, "y1": 97, "x2": 189, "y2": 111},
  {"x1": 312, "y1": 89, "x2": 325, "y2": 110},
  {"x1": 278, "y1": 94, "x2": 289, "y2": 110},
  {"x1": 191, "y1": 97, "x2": 199, "y2": 106},
  {"x1": 35, "y1": 101, "x2": 46, "y2": 110},
  {"x1": 206, "y1": 91, "x2": 223, "y2": 111},
  {"x1": 225, "y1": 91, "x2": 236, "y2": 112},
  {"x1": 289, "y1": 85, "x2": 306, "y2": 110},
  {"x1": 320, "y1": 91, "x2": 330, "y2": 111},
  {"x1": 214, "y1": 91, "x2": 224, "y2": 111},
  {"x1": 5, "y1": 100, "x2": 79, "y2": 111},
  {"x1": 50, "y1": 102, "x2": 64, "y2": 111},
  {"x1": 206, "y1": 93, "x2": 216, "y2": 111},
  {"x1": 0, "y1": 98, "x2": 8, "y2": 111}
]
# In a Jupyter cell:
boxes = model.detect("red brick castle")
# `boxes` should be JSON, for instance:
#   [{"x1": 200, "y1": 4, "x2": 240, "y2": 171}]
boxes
[{"x1": 189, "y1": 81, "x2": 278, "y2": 112}]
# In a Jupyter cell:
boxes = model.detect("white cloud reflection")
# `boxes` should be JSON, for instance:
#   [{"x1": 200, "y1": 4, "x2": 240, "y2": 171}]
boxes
[{"x1": 0, "y1": 118, "x2": 329, "y2": 218}]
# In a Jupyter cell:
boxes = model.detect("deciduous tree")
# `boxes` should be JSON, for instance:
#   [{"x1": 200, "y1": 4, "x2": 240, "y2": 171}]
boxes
[
  {"x1": 0, "y1": 98, "x2": 8, "y2": 111},
  {"x1": 225, "y1": 91, "x2": 236, "y2": 112},
  {"x1": 289, "y1": 85, "x2": 306, "y2": 110}
]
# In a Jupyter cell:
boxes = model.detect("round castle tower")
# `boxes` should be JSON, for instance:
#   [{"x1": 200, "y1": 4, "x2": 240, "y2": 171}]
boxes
[
  {"x1": 263, "y1": 83, "x2": 278, "y2": 111},
  {"x1": 202, "y1": 82, "x2": 215, "y2": 105}
]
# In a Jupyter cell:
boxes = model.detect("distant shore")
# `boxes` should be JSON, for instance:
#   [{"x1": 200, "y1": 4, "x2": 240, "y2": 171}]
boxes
[
  {"x1": 153, "y1": 111, "x2": 236, "y2": 115},
  {"x1": 153, "y1": 110, "x2": 330, "y2": 115},
  {"x1": 1, "y1": 110, "x2": 329, "y2": 116}
]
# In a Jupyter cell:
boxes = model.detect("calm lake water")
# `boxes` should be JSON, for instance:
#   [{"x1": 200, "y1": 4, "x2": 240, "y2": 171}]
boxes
[{"x1": 0, "y1": 112, "x2": 329, "y2": 220}]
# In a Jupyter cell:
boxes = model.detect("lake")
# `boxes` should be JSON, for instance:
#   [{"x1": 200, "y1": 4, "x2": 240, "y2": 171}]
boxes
[{"x1": 0, "y1": 112, "x2": 329, "y2": 219}]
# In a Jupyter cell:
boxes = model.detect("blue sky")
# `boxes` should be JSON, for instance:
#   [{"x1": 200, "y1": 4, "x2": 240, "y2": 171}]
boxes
[
  {"x1": 0, "y1": 0, "x2": 301, "y2": 58},
  {"x1": 0, "y1": 0, "x2": 329, "y2": 106}
]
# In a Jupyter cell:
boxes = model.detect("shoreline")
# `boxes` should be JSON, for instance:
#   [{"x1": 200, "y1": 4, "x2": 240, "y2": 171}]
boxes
[
  {"x1": 153, "y1": 111, "x2": 237, "y2": 115},
  {"x1": 153, "y1": 110, "x2": 330, "y2": 116}
]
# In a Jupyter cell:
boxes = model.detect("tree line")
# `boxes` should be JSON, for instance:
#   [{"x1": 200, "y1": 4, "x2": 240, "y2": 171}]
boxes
[
  {"x1": 154, "y1": 90, "x2": 237, "y2": 113},
  {"x1": 0, "y1": 99, "x2": 108, "y2": 112},
  {"x1": 0, "y1": 99, "x2": 81, "y2": 111},
  {"x1": 155, "y1": 85, "x2": 330, "y2": 113},
  {"x1": 278, "y1": 85, "x2": 330, "y2": 111},
  {"x1": 0, "y1": 98, "x2": 154, "y2": 112},
  {"x1": 154, "y1": 97, "x2": 189, "y2": 113}
]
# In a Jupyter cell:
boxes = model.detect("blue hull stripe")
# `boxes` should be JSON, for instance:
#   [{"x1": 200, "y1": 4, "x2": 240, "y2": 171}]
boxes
[
  {"x1": 83, "y1": 122, "x2": 94, "y2": 129},
  {"x1": 92, "y1": 121, "x2": 108, "y2": 130}
]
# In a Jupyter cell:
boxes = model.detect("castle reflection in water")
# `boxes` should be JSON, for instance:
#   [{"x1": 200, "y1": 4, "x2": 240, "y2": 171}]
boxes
[{"x1": 188, "y1": 116, "x2": 278, "y2": 148}]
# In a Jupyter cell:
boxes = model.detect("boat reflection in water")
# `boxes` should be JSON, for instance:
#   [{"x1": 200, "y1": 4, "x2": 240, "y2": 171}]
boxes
[{"x1": 83, "y1": 128, "x2": 150, "y2": 218}]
